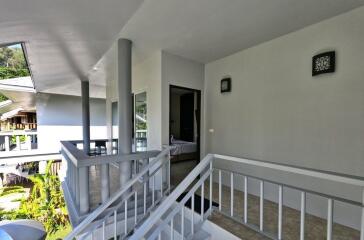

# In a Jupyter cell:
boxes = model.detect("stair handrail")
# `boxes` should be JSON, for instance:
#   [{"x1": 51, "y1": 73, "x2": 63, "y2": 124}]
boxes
[
  {"x1": 129, "y1": 154, "x2": 214, "y2": 240},
  {"x1": 64, "y1": 147, "x2": 171, "y2": 240}
]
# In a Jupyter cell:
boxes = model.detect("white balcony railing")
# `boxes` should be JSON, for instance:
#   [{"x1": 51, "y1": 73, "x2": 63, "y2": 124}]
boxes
[
  {"x1": 61, "y1": 140, "x2": 169, "y2": 227},
  {"x1": 130, "y1": 154, "x2": 364, "y2": 240},
  {"x1": 0, "y1": 130, "x2": 38, "y2": 152},
  {"x1": 64, "y1": 147, "x2": 171, "y2": 240}
]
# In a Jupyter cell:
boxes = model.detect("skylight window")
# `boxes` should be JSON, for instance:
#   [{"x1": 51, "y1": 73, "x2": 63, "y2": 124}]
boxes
[{"x1": 0, "y1": 43, "x2": 30, "y2": 80}]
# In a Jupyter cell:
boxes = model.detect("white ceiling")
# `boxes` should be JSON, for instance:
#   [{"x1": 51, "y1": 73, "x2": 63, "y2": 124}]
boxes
[
  {"x1": 1, "y1": 0, "x2": 364, "y2": 96},
  {"x1": 119, "y1": 0, "x2": 364, "y2": 64},
  {"x1": 0, "y1": 0, "x2": 144, "y2": 96}
]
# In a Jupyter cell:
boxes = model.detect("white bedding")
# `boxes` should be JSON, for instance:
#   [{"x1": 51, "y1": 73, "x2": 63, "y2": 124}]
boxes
[{"x1": 170, "y1": 139, "x2": 197, "y2": 155}]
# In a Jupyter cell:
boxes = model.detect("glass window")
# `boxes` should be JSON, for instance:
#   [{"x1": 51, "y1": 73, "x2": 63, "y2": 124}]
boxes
[{"x1": 135, "y1": 92, "x2": 147, "y2": 151}]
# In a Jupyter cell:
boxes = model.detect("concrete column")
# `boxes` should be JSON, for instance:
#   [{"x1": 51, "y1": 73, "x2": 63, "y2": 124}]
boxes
[
  {"x1": 80, "y1": 80, "x2": 90, "y2": 214},
  {"x1": 81, "y1": 80, "x2": 91, "y2": 154},
  {"x1": 118, "y1": 39, "x2": 133, "y2": 188}
]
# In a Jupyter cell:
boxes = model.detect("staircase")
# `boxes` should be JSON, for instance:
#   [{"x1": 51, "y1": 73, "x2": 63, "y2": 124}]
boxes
[{"x1": 63, "y1": 151, "x2": 364, "y2": 240}]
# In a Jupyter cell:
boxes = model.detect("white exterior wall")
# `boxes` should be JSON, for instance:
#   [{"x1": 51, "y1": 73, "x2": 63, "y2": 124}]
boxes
[
  {"x1": 36, "y1": 92, "x2": 107, "y2": 152},
  {"x1": 133, "y1": 51, "x2": 163, "y2": 150},
  {"x1": 205, "y1": 7, "x2": 364, "y2": 229}
]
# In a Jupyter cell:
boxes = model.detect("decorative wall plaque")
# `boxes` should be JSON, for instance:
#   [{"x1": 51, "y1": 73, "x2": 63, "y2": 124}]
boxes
[
  {"x1": 312, "y1": 51, "x2": 335, "y2": 76},
  {"x1": 221, "y1": 78, "x2": 231, "y2": 93}
]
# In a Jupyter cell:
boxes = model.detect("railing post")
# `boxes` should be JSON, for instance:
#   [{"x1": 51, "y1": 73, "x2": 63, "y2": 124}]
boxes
[
  {"x1": 26, "y1": 134, "x2": 32, "y2": 150},
  {"x1": 101, "y1": 163, "x2": 110, "y2": 203},
  {"x1": 4, "y1": 135, "x2": 10, "y2": 152},
  {"x1": 79, "y1": 166, "x2": 89, "y2": 214},
  {"x1": 16, "y1": 135, "x2": 20, "y2": 151}
]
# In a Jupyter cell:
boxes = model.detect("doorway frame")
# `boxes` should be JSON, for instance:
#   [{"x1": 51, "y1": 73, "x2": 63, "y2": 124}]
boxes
[{"x1": 169, "y1": 84, "x2": 202, "y2": 160}]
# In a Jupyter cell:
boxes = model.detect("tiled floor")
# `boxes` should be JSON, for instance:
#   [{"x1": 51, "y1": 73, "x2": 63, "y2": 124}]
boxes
[
  {"x1": 170, "y1": 159, "x2": 360, "y2": 240},
  {"x1": 89, "y1": 164, "x2": 121, "y2": 209}
]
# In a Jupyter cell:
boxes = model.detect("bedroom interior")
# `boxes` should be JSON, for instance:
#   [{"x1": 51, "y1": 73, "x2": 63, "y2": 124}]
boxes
[{"x1": 169, "y1": 85, "x2": 201, "y2": 163}]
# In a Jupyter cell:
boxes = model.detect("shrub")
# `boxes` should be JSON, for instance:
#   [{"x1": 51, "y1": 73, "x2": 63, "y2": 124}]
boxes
[{"x1": 1, "y1": 161, "x2": 70, "y2": 234}]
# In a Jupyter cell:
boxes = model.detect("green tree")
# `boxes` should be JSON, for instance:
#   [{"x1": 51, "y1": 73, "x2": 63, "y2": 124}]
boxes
[
  {"x1": 0, "y1": 47, "x2": 14, "y2": 67},
  {"x1": 0, "y1": 45, "x2": 30, "y2": 80}
]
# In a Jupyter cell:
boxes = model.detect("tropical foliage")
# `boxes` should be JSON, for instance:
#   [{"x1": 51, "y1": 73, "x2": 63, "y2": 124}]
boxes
[
  {"x1": 0, "y1": 161, "x2": 70, "y2": 234},
  {"x1": 0, "y1": 186, "x2": 25, "y2": 197},
  {"x1": 0, "y1": 93, "x2": 8, "y2": 101},
  {"x1": 11, "y1": 135, "x2": 26, "y2": 144},
  {"x1": 0, "y1": 45, "x2": 30, "y2": 80}
]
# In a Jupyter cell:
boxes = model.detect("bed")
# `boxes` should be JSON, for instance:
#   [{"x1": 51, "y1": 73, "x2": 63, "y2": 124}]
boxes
[{"x1": 169, "y1": 139, "x2": 197, "y2": 162}]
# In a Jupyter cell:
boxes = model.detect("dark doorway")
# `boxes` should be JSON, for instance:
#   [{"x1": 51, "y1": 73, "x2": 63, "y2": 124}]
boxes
[
  {"x1": 180, "y1": 93, "x2": 194, "y2": 141},
  {"x1": 169, "y1": 85, "x2": 201, "y2": 164}
]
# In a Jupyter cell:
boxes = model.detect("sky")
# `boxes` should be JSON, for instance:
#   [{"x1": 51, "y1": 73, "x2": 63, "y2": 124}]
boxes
[{"x1": 8, "y1": 43, "x2": 22, "y2": 49}]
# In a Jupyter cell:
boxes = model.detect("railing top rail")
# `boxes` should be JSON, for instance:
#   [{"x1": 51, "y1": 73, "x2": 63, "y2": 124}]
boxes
[
  {"x1": 129, "y1": 154, "x2": 214, "y2": 240},
  {"x1": 0, "y1": 130, "x2": 38, "y2": 136},
  {"x1": 61, "y1": 140, "x2": 160, "y2": 167},
  {"x1": 213, "y1": 154, "x2": 364, "y2": 187},
  {"x1": 64, "y1": 147, "x2": 170, "y2": 240},
  {"x1": 68, "y1": 138, "x2": 118, "y2": 144}
]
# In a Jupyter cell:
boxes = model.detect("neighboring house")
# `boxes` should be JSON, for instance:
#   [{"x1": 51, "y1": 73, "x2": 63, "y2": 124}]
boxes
[{"x1": 1, "y1": 1, "x2": 364, "y2": 240}]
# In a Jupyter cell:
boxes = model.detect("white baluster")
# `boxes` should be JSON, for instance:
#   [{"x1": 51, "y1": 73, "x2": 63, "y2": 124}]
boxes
[
  {"x1": 327, "y1": 198, "x2": 333, "y2": 240},
  {"x1": 209, "y1": 162, "x2": 213, "y2": 211},
  {"x1": 244, "y1": 176, "x2": 248, "y2": 223},
  {"x1": 191, "y1": 194, "x2": 195, "y2": 234},
  {"x1": 152, "y1": 175, "x2": 155, "y2": 206},
  {"x1": 181, "y1": 208, "x2": 185, "y2": 239},
  {"x1": 144, "y1": 182, "x2": 147, "y2": 214},
  {"x1": 201, "y1": 182, "x2": 205, "y2": 218},
  {"x1": 230, "y1": 172, "x2": 234, "y2": 217},
  {"x1": 361, "y1": 188, "x2": 364, "y2": 240},
  {"x1": 135, "y1": 191, "x2": 138, "y2": 225},
  {"x1": 260, "y1": 180, "x2": 264, "y2": 231},
  {"x1": 300, "y1": 192, "x2": 306, "y2": 240},
  {"x1": 219, "y1": 170, "x2": 222, "y2": 211},
  {"x1": 170, "y1": 217, "x2": 174, "y2": 240},
  {"x1": 102, "y1": 221, "x2": 105, "y2": 240},
  {"x1": 278, "y1": 185, "x2": 283, "y2": 240},
  {"x1": 114, "y1": 210, "x2": 117, "y2": 240},
  {"x1": 125, "y1": 200, "x2": 128, "y2": 234}
]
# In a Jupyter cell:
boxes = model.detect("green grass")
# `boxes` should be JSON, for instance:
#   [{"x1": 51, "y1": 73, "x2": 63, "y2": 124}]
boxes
[{"x1": 46, "y1": 224, "x2": 72, "y2": 240}]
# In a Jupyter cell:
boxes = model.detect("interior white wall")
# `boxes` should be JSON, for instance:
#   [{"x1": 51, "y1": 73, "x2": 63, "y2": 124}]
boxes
[
  {"x1": 36, "y1": 92, "x2": 107, "y2": 152},
  {"x1": 161, "y1": 52, "x2": 205, "y2": 156},
  {"x1": 205, "y1": 6, "x2": 364, "y2": 229}
]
